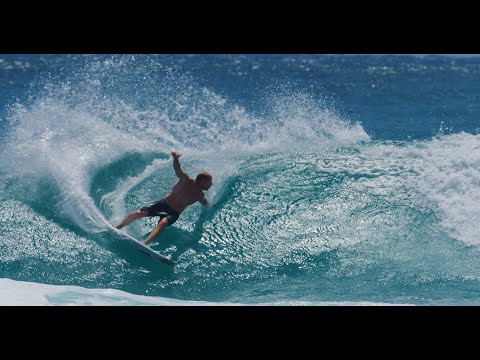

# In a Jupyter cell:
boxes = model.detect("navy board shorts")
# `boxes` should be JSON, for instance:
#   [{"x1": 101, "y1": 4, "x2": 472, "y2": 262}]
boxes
[{"x1": 140, "y1": 199, "x2": 180, "y2": 225}]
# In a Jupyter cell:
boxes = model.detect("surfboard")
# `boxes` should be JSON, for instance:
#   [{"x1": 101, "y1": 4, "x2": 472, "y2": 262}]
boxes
[{"x1": 106, "y1": 224, "x2": 176, "y2": 266}]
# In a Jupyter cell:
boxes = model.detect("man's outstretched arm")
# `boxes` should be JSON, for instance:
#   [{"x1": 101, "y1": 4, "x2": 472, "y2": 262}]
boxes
[{"x1": 171, "y1": 151, "x2": 189, "y2": 180}]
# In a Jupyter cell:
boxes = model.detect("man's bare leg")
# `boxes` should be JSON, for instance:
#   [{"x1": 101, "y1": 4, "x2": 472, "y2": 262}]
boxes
[
  {"x1": 142, "y1": 217, "x2": 169, "y2": 245},
  {"x1": 116, "y1": 210, "x2": 147, "y2": 229}
]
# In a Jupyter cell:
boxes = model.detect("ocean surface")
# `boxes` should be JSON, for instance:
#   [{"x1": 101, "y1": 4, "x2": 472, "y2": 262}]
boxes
[{"x1": 2, "y1": 54, "x2": 480, "y2": 306}]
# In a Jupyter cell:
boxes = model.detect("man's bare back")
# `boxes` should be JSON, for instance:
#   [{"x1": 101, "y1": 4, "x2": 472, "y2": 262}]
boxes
[{"x1": 164, "y1": 178, "x2": 207, "y2": 213}]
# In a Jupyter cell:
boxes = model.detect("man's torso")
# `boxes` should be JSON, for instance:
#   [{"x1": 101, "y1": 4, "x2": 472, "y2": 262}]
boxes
[{"x1": 163, "y1": 178, "x2": 204, "y2": 213}]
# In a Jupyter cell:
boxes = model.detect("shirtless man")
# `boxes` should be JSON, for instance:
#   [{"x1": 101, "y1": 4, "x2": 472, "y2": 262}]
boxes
[{"x1": 115, "y1": 152, "x2": 212, "y2": 245}]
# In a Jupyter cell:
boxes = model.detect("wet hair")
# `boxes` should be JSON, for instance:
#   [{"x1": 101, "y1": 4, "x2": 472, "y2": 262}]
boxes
[{"x1": 196, "y1": 172, "x2": 212, "y2": 183}]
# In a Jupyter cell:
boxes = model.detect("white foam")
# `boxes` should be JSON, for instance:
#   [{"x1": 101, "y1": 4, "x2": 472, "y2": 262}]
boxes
[
  {"x1": 313, "y1": 133, "x2": 480, "y2": 247},
  {"x1": 0, "y1": 278, "x2": 412, "y2": 306},
  {"x1": 409, "y1": 133, "x2": 480, "y2": 247},
  {"x1": 2, "y1": 100, "x2": 155, "y2": 232}
]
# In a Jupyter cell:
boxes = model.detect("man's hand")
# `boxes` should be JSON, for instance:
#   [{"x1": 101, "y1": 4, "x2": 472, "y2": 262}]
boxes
[{"x1": 171, "y1": 151, "x2": 188, "y2": 180}]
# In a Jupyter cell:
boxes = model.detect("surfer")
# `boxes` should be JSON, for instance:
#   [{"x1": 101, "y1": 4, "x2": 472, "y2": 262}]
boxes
[{"x1": 115, "y1": 152, "x2": 212, "y2": 245}]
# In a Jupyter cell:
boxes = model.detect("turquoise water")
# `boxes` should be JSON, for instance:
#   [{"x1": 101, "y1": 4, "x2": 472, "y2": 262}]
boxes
[{"x1": 2, "y1": 54, "x2": 480, "y2": 305}]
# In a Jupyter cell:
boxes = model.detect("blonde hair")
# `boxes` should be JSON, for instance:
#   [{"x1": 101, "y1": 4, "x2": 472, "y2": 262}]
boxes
[{"x1": 195, "y1": 172, "x2": 212, "y2": 182}]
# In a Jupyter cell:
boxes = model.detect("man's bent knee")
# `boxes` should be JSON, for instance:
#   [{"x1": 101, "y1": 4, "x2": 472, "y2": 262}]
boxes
[
  {"x1": 129, "y1": 210, "x2": 147, "y2": 219},
  {"x1": 157, "y1": 217, "x2": 169, "y2": 227}
]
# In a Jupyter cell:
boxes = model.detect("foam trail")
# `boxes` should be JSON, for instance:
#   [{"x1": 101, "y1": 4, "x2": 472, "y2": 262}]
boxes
[{"x1": 2, "y1": 100, "x2": 151, "y2": 232}]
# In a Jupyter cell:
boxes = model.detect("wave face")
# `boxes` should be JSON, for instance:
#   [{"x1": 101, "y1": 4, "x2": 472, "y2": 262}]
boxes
[{"x1": 2, "y1": 54, "x2": 480, "y2": 305}]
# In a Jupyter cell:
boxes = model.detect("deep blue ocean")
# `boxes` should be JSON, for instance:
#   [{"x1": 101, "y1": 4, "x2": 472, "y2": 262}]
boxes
[{"x1": 2, "y1": 54, "x2": 480, "y2": 305}]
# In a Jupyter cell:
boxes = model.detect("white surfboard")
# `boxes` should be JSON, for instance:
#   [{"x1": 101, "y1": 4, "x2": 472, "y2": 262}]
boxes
[{"x1": 106, "y1": 224, "x2": 176, "y2": 266}]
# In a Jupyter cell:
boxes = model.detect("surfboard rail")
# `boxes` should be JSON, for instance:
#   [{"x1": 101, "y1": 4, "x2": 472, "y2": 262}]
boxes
[{"x1": 106, "y1": 224, "x2": 176, "y2": 266}]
